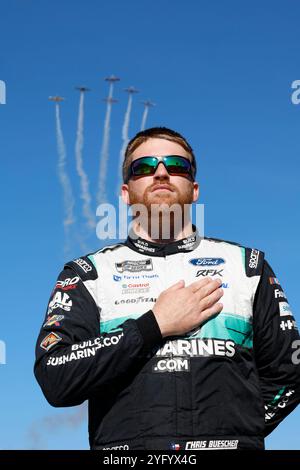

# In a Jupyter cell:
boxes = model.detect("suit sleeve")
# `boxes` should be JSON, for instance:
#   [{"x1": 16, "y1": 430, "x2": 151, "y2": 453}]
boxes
[
  {"x1": 34, "y1": 263, "x2": 163, "y2": 408},
  {"x1": 253, "y1": 259, "x2": 300, "y2": 436}
]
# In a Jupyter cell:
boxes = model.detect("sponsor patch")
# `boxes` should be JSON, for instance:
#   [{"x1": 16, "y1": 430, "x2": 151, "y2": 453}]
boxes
[
  {"x1": 178, "y1": 236, "x2": 197, "y2": 251},
  {"x1": 40, "y1": 332, "x2": 62, "y2": 351},
  {"x1": 153, "y1": 357, "x2": 190, "y2": 373},
  {"x1": 115, "y1": 296, "x2": 156, "y2": 305},
  {"x1": 269, "y1": 277, "x2": 280, "y2": 285},
  {"x1": 279, "y1": 302, "x2": 293, "y2": 317},
  {"x1": 102, "y1": 445, "x2": 130, "y2": 450},
  {"x1": 115, "y1": 259, "x2": 153, "y2": 273},
  {"x1": 133, "y1": 240, "x2": 156, "y2": 253},
  {"x1": 74, "y1": 258, "x2": 92, "y2": 273},
  {"x1": 55, "y1": 276, "x2": 79, "y2": 291},
  {"x1": 48, "y1": 291, "x2": 72, "y2": 314},
  {"x1": 274, "y1": 289, "x2": 287, "y2": 300},
  {"x1": 43, "y1": 315, "x2": 65, "y2": 327},
  {"x1": 46, "y1": 333, "x2": 124, "y2": 366},
  {"x1": 280, "y1": 319, "x2": 297, "y2": 331},
  {"x1": 195, "y1": 269, "x2": 224, "y2": 277},
  {"x1": 189, "y1": 258, "x2": 225, "y2": 267},
  {"x1": 114, "y1": 273, "x2": 159, "y2": 281},
  {"x1": 249, "y1": 249, "x2": 259, "y2": 269},
  {"x1": 152, "y1": 339, "x2": 236, "y2": 364},
  {"x1": 121, "y1": 282, "x2": 150, "y2": 295}
]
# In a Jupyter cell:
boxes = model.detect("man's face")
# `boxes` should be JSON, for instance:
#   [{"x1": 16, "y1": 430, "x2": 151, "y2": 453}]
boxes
[{"x1": 121, "y1": 138, "x2": 199, "y2": 210}]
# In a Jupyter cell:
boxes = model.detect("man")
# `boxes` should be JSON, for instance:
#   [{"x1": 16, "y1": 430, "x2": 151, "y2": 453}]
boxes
[{"x1": 34, "y1": 127, "x2": 300, "y2": 450}]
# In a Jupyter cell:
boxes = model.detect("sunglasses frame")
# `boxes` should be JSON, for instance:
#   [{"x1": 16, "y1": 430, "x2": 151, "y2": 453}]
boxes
[{"x1": 126, "y1": 155, "x2": 195, "y2": 183}]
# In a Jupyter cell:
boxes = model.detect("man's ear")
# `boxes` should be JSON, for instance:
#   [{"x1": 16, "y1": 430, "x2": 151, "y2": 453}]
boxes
[
  {"x1": 193, "y1": 181, "x2": 199, "y2": 202},
  {"x1": 121, "y1": 184, "x2": 130, "y2": 205}
]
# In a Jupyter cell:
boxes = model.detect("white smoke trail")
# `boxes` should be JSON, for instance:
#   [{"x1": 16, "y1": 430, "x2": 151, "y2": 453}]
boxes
[
  {"x1": 141, "y1": 105, "x2": 149, "y2": 131},
  {"x1": 55, "y1": 103, "x2": 75, "y2": 253},
  {"x1": 75, "y1": 91, "x2": 95, "y2": 229},
  {"x1": 97, "y1": 83, "x2": 113, "y2": 205},
  {"x1": 117, "y1": 93, "x2": 133, "y2": 195},
  {"x1": 27, "y1": 403, "x2": 87, "y2": 449}
]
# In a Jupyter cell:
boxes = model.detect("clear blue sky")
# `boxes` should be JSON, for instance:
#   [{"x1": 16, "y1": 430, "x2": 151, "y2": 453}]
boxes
[{"x1": 1, "y1": 0, "x2": 300, "y2": 449}]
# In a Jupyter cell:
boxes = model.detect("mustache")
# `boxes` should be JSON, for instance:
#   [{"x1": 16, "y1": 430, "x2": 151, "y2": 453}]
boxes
[{"x1": 148, "y1": 183, "x2": 177, "y2": 193}]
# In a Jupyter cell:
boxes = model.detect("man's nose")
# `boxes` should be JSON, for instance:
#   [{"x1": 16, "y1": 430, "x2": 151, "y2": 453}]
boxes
[{"x1": 153, "y1": 162, "x2": 169, "y2": 178}]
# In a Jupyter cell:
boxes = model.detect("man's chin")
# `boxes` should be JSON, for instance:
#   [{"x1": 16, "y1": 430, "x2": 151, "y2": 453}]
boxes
[{"x1": 147, "y1": 193, "x2": 177, "y2": 204}]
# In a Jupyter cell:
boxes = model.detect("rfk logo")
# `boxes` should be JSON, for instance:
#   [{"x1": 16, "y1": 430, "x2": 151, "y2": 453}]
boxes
[{"x1": 196, "y1": 269, "x2": 224, "y2": 277}]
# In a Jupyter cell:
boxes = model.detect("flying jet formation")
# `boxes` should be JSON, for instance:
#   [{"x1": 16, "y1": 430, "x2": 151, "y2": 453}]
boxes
[
  {"x1": 105, "y1": 75, "x2": 120, "y2": 83},
  {"x1": 48, "y1": 96, "x2": 65, "y2": 102},
  {"x1": 75, "y1": 86, "x2": 91, "y2": 92},
  {"x1": 124, "y1": 86, "x2": 139, "y2": 94},
  {"x1": 141, "y1": 99, "x2": 155, "y2": 108}
]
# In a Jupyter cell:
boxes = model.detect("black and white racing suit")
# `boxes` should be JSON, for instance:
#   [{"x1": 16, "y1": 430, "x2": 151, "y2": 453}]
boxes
[{"x1": 34, "y1": 229, "x2": 300, "y2": 450}]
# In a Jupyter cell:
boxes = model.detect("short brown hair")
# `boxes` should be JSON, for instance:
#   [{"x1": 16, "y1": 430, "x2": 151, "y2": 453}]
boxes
[{"x1": 122, "y1": 127, "x2": 197, "y2": 183}]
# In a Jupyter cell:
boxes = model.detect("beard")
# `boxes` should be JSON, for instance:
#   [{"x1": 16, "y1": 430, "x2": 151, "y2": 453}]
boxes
[{"x1": 128, "y1": 180, "x2": 194, "y2": 240}]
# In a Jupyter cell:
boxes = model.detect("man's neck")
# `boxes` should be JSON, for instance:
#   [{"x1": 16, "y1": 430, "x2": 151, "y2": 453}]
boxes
[{"x1": 131, "y1": 220, "x2": 195, "y2": 244}]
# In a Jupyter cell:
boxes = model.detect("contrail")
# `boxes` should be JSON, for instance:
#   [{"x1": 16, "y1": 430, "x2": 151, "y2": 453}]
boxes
[
  {"x1": 141, "y1": 107, "x2": 148, "y2": 131},
  {"x1": 97, "y1": 75, "x2": 120, "y2": 205},
  {"x1": 117, "y1": 87, "x2": 139, "y2": 195},
  {"x1": 141, "y1": 100, "x2": 155, "y2": 131},
  {"x1": 75, "y1": 88, "x2": 95, "y2": 229},
  {"x1": 54, "y1": 101, "x2": 75, "y2": 254},
  {"x1": 27, "y1": 403, "x2": 87, "y2": 449}
]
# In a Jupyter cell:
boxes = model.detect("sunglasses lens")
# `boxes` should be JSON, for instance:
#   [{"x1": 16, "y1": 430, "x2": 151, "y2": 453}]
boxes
[
  {"x1": 128, "y1": 156, "x2": 193, "y2": 181},
  {"x1": 131, "y1": 157, "x2": 157, "y2": 176},
  {"x1": 165, "y1": 156, "x2": 191, "y2": 174}
]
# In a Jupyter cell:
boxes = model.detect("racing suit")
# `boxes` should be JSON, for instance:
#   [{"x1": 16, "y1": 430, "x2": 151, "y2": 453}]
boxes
[{"x1": 34, "y1": 229, "x2": 300, "y2": 450}]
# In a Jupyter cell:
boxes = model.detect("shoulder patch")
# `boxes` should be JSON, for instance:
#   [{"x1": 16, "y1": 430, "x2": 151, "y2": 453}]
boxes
[
  {"x1": 65, "y1": 255, "x2": 98, "y2": 281},
  {"x1": 244, "y1": 248, "x2": 265, "y2": 277}
]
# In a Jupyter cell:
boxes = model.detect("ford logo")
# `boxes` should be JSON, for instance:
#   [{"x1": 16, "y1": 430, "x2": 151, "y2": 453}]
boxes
[{"x1": 189, "y1": 258, "x2": 225, "y2": 266}]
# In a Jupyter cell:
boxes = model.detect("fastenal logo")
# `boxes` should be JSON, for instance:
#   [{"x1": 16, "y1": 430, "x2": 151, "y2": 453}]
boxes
[
  {"x1": 0, "y1": 80, "x2": 6, "y2": 105},
  {"x1": 0, "y1": 340, "x2": 6, "y2": 365}
]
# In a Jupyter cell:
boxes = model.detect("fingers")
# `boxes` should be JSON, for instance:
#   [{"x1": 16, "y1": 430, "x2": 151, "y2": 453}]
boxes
[
  {"x1": 197, "y1": 278, "x2": 222, "y2": 298},
  {"x1": 165, "y1": 279, "x2": 185, "y2": 291},
  {"x1": 199, "y1": 287, "x2": 224, "y2": 311},
  {"x1": 188, "y1": 277, "x2": 215, "y2": 293},
  {"x1": 199, "y1": 302, "x2": 223, "y2": 324}
]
